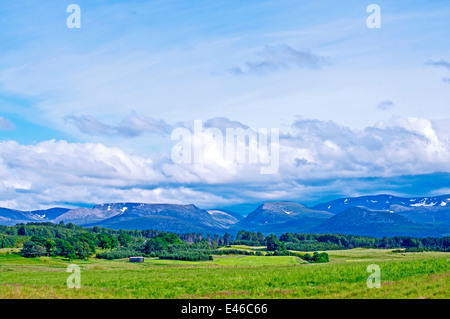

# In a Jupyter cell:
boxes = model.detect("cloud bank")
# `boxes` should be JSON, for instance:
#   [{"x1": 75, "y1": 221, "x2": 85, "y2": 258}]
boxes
[{"x1": 1, "y1": 116, "x2": 450, "y2": 210}]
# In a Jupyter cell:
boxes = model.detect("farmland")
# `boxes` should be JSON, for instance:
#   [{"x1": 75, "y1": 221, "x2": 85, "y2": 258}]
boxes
[{"x1": 0, "y1": 247, "x2": 448, "y2": 299}]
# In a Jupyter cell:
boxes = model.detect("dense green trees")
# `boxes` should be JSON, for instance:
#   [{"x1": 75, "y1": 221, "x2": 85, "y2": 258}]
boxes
[
  {"x1": 157, "y1": 251, "x2": 213, "y2": 261},
  {"x1": 265, "y1": 234, "x2": 287, "y2": 252},
  {"x1": 303, "y1": 252, "x2": 329, "y2": 263},
  {"x1": 142, "y1": 233, "x2": 183, "y2": 252},
  {"x1": 96, "y1": 233, "x2": 119, "y2": 250},
  {"x1": 233, "y1": 230, "x2": 265, "y2": 246},
  {"x1": 19, "y1": 233, "x2": 96, "y2": 259},
  {"x1": 96, "y1": 247, "x2": 141, "y2": 260},
  {"x1": 0, "y1": 234, "x2": 20, "y2": 248},
  {"x1": 278, "y1": 232, "x2": 449, "y2": 252},
  {"x1": 21, "y1": 241, "x2": 46, "y2": 257},
  {"x1": 118, "y1": 233, "x2": 132, "y2": 246},
  {"x1": 0, "y1": 223, "x2": 224, "y2": 261},
  {"x1": 0, "y1": 223, "x2": 447, "y2": 262},
  {"x1": 139, "y1": 233, "x2": 214, "y2": 261},
  {"x1": 53, "y1": 238, "x2": 76, "y2": 259}
]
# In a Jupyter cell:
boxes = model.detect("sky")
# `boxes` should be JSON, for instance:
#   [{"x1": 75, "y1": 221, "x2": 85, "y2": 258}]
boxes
[{"x1": 0, "y1": 0, "x2": 450, "y2": 212}]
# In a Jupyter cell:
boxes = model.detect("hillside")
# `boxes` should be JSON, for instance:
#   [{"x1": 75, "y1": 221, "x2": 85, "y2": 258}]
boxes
[
  {"x1": 0, "y1": 208, "x2": 39, "y2": 226},
  {"x1": 85, "y1": 203, "x2": 228, "y2": 233},
  {"x1": 233, "y1": 202, "x2": 333, "y2": 234},
  {"x1": 313, "y1": 206, "x2": 441, "y2": 237},
  {"x1": 313, "y1": 194, "x2": 450, "y2": 214}
]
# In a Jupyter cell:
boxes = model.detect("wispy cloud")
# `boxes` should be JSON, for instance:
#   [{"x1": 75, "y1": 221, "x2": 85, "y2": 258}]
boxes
[
  {"x1": 229, "y1": 44, "x2": 326, "y2": 76},
  {"x1": 65, "y1": 113, "x2": 172, "y2": 138},
  {"x1": 0, "y1": 117, "x2": 15, "y2": 130},
  {"x1": 377, "y1": 100, "x2": 395, "y2": 111},
  {"x1": 427, "y1": 59, "x2": 450, "y2": 70},
  {"x1": 426, "y1": 59, "x2": 450, "y2": 83}
]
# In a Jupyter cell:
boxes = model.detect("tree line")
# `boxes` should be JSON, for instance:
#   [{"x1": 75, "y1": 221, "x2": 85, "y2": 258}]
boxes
[
  {"x1": 0, "y1": 223, "x2": 447, "y2": 262},
  {"x1": 226, "y1": 230, "x2": 449, "y2": 252},
  {"x1": 277, "y1": 232, "x2": 449, "y2": 252}
]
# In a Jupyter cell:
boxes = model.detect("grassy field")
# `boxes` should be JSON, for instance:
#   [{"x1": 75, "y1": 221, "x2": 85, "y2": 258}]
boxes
[{"x1": 0, "y1": 247, "x2": 448, "y2": 299}]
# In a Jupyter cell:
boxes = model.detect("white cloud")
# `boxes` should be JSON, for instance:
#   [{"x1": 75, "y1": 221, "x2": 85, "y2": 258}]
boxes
[
  {"x1": 0, "y1": 140, "x2": 165, "y2": 209},
  {"x1": 1, "y1": 116, "x2": 450, "y2": 210},
  {"x1": 285, "y1": 117, "x2": 450, "y2": 178},
  {"x1": 65, "y1": 112, "x2": 172, "y2": 137}
]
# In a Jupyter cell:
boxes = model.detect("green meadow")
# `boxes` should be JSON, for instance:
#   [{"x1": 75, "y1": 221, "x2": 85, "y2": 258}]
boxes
[{"x1": 0, "y1": 247, "x2": 448, "y2": 299}]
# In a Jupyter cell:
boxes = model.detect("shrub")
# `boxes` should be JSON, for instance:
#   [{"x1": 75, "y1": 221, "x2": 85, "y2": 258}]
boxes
[
  {"x1": 96, "y1": 247, "x2": 141, "y2": 260},
  {"x1": 302, "y1": 252, "x2": 329, "y2": 263}
]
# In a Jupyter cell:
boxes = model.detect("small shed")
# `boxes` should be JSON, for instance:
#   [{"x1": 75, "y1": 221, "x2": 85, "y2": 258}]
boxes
[{"x1": 129, "y1": 256, "x2": 144, "y2": 263}]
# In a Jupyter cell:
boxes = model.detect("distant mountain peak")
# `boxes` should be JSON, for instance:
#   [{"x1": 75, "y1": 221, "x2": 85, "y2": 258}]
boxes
[
  {"x1": 312, "y1": 206, "x2": 441, "y2": 237},
  {"x1": 0, "y1": 195, "x2": 448, "y2": 237},
  {"x1": 313, "y1": 194, "x2": 450, "y2": 214}
]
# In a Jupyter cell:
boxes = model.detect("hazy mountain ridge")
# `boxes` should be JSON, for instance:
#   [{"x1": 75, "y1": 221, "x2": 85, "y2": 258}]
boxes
[
  {"x1": 85, "y1": 203, "x2": 225, "y2": 233},
  {"x1": 232, "y1": 201, "x2": 333, "y2": 234},
  {"x1": 1, "y1": 195, "x2": 449, "y2": 237},
  {"x1": 0, "y1": 207, "x2": 70, "y2": 226},
  {"x1": 313, "y1": 194, "x2": 450, "y2": 214},
  {"x1": 312, "y1": 206, "x2": 442, "y2": 238}
]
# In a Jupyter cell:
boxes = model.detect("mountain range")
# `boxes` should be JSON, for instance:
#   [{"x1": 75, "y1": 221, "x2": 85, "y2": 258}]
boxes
[{"x1": 1, "y1": 194, "x2": 449, "y2": 237}]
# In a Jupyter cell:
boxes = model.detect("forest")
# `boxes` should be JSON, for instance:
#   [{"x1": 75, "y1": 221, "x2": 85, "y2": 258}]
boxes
[{"x1": 0, "y1": 222, "x2": 448, "y2": 262}]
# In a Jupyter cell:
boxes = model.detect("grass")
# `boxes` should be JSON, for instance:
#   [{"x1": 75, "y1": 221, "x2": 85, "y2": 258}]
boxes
[{"x1": 0, "y1": 248, "x2": 448, "y2": 299}]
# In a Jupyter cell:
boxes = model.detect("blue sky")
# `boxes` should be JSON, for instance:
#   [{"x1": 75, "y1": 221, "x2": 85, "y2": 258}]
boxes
[{"x1": 0, "y1": 0, "x2": 450, "y2": 211}]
